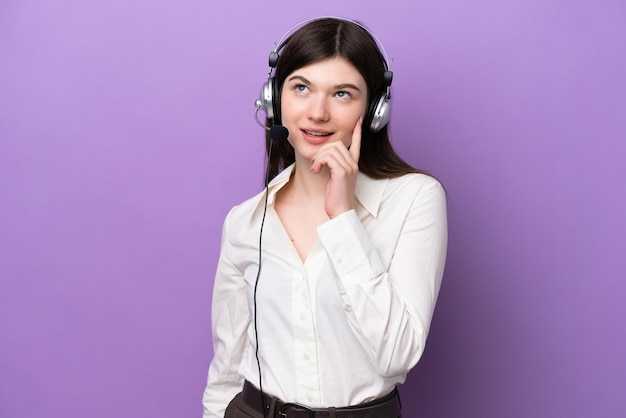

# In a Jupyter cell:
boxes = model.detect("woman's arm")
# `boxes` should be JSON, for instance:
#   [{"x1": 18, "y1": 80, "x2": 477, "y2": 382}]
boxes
[
  {"x1": 202, "y1": 210, "x2": 249, "y2": 418},
  {"x1": 317, "y1": 176, "x2": 448, "y2": 376}
]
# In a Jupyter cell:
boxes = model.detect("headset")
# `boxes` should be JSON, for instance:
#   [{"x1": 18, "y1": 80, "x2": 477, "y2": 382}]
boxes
[{"x1": 254, "y1": 16, "x2": 394, "y2": 136}]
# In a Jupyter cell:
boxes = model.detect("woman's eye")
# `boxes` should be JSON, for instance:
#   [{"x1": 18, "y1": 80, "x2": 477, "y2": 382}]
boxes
[
  {"x1": 336, "y1": 91, "x2": 351, "y2": 99},
  {"x1": 295, "y1": 84, "x2": 308, "y2": 93}
]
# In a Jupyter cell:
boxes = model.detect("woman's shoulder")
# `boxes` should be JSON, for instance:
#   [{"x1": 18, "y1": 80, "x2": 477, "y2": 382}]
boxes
[
  {"x1": 384, "y1": 172, "x2": 445, "y2": 197},
  {"x1": 222, "y1": 188, "x2": 267, "y2": 227},
  {"x1": 383, "y1": 173, "x2": 447, "y2": 219},
  {"x1": 356, "y1": 172, "x2": 445, "y2": 217}
]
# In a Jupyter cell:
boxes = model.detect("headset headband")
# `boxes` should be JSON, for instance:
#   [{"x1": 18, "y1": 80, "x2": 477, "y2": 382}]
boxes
[{"x1": 268, "y1": 16, "x2": 393, "y2": 75}]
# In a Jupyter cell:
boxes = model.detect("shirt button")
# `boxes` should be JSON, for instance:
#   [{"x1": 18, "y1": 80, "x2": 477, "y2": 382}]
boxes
[
  {"x1": 307, "y1": 394, "x2": 313, "y2": 402},
  {"x1": 299, "y1": 312, "x2": 305, "y2": 320},
  {"x1": 303, "y1": 353, "x2": 310, "y2": 361},
  {"x1": 336, "y1": 256, "x2": 343, "y2": 265}
]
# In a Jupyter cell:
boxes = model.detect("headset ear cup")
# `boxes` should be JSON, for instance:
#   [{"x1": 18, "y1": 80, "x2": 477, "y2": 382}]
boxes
[
  {"x1": 271, "y1": 77, "x2": 281, "y2": 126},
  {"x1": 259, "y1": 79, "x2": 275, "y2": 120},
  {"x1": 367, "y1": 94, "x2": 391, "y2": 133}
]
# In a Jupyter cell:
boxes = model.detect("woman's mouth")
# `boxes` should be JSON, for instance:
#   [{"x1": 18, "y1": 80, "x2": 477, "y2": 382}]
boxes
[
  {"x1": 301, "y1": 129, "x2": 334, "y2": 144},
  {"x1": 303, "y1": 130, "x2": 332, "y2": 137}
]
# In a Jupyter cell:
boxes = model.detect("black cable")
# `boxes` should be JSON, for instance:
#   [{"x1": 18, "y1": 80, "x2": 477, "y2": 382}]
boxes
[{"x1": 253, "y1": 139, "x2": 274, "y2": 418}]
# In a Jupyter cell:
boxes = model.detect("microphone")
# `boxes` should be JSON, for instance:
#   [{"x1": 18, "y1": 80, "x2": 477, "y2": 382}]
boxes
[
  {"x1": 269, "y1": 125, "x2": 289, "y2": 142},
  {"x1": 255, "y1": 102, "x2": 289, "y2": 142}
]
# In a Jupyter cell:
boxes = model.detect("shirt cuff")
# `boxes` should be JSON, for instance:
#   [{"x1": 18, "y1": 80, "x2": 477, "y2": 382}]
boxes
[{"x1": 317, "y1": 210, "x2": 386, "y2": 292}]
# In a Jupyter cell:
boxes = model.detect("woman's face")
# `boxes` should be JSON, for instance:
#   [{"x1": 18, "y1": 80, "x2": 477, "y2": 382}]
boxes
[{"x1": 280, "y1": 57, "x2": 368, "y2": 162}]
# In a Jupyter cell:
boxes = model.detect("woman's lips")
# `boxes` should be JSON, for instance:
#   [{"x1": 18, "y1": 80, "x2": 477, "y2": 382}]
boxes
[{"x1": 301, "y1": 129, "x2": 333, "y2": 144}]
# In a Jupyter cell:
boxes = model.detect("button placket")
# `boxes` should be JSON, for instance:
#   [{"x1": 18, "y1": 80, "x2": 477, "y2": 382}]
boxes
[{"x1": 292, "y1": 269, "x2": 319, "y2": 405}]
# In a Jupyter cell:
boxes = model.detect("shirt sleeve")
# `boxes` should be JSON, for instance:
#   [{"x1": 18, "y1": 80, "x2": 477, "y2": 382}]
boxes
[
  {"x1": 202, "y1": 209, "x2": 249, "y2": 417},
  {"x1": 316, "y1": 177, "x2": 448, "y2": 377}
]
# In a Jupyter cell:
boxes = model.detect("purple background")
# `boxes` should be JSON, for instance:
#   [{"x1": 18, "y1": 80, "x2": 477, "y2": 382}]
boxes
[{"x1": 1, "y1": 0, "x2": 625, "y2": 417}]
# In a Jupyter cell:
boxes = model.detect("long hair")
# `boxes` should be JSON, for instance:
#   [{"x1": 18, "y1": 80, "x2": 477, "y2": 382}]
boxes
[{"x1": 265, "y1": 18, "x2": 427, "y2": 181}]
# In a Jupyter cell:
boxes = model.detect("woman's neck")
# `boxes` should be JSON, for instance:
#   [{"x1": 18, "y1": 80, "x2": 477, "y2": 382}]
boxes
[{"x1": 289, "y1": 158, "x2": 330, "y2": 199}]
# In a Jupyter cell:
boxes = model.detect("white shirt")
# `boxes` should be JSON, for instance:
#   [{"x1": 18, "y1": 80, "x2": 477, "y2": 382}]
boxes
[{"x1": 202, "y1": 164, "x2": 448, "y2": 417}]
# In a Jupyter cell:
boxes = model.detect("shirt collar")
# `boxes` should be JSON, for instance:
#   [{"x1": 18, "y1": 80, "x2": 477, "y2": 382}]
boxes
[
  {"x1": 265, "y1": 164, "x2": 294, "y2": 206},
  {"x1": 355, "y1": 171, "x2": 387, "y2": 217},
  {"x1": 256, "y1": 164, "x2": 388, "y2": 218}
]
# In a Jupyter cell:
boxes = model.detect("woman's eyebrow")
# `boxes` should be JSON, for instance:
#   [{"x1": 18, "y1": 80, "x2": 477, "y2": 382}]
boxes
[
  {"x1": 287, "y1": 75, "x2": 311, "y2": 85},
  {"x1": 335, "y1": 83, "x2": 361, "y2": 92}
]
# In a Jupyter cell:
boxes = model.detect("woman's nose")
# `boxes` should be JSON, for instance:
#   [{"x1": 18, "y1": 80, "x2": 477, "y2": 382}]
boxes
[{"x1": 307, "y1": 95, "x2": 330, "y2": 122}]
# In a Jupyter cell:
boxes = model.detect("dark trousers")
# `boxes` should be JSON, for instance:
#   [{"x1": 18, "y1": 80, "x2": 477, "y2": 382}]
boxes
[
  {"x1": 225, "y1": 392, "x2": 266, "y2": 418},
  {"x1": 224, "y1": 388, "x2": 402, "y2": 418}
]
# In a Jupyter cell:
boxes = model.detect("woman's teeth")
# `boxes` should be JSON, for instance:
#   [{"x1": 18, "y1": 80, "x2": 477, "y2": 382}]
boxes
[{"x1": 305, "y1": 131, "x2": 331, "y2": 137}]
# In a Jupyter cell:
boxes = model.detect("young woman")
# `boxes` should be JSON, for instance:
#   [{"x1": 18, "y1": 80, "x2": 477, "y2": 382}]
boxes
[{"x1": 203, "y1": 17, "x2": 447, "y2": 418}]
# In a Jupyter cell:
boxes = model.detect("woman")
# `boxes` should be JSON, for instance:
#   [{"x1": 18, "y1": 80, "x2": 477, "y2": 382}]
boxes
[{"x1": 203, "y1": 17, "x2": 447, "y2": 418}]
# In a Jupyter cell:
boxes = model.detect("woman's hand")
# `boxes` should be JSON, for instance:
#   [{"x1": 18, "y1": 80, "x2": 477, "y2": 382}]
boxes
[{"x1": 310, "y1": 117, "x2": 362, "y2": 219}]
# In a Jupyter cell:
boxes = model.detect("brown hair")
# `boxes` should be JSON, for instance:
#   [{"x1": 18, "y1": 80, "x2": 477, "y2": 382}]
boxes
[{"x1": 265, "y1": 18, "x2": 428, "y2": 181}]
